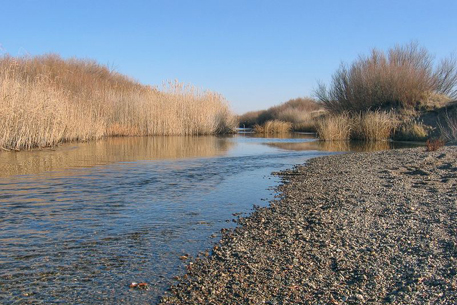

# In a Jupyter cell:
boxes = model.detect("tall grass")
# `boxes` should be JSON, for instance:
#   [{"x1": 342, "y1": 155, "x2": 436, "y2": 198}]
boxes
[
  {"x1": 316, "y1": 43, "x2": 457, "y2": 113},
  {"x1": 0, "y1": 54, "x2": 235, "y2": 150},
  {"x1": 352, "y1": 111, "x2": 399, "y2": 141},
  {"x1": 254, "y1": 120, "x2": 292, "y2": 134},
  {"x1": 316, "y1": 111, "x2": 398, "y2": 141},
  {"x1": 316, "y1": 113, "x2": 352, "y2": 141}
]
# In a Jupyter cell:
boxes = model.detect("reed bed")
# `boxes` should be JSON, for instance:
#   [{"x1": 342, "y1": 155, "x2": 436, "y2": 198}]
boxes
[
  {"x1": 254, "y1": 120, "x2": 292, "y2": 134},
  {"x1": 316, "y1": 111, "x2": 399, "y2": 141},
  {"x1": 0, "y1": 54, "x2": 235, "y2": 150},
  {"x1": 352, "y1": 111, "x2": 399, "y2": 141},
  {"x1": 316, "y1": 113, "x2": 352, "y2": 141}
]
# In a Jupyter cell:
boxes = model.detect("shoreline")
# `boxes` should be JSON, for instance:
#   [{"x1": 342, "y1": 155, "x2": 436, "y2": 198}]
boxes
[{"x1": 159, "y1": 146, "x2": 457, "y2": 304}]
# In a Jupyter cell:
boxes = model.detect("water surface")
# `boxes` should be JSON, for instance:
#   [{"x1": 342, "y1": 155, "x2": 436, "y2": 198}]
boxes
[{"x1": 0, "y1": 135, "x2": 419, "y2": 304}]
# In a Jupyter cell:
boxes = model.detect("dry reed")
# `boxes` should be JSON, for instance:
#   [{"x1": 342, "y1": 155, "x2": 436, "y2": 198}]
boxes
[
  {"x1": 0, "y1": 54, "x2": 235, "y2": 150},
  {"x1": 254, "y1": 120, "x2": 292, "y2": 134},
  {"x1": 316, "y1": 113, "x2": 352, "y2": 141},
  {"x1": 317, "y1": 111, "x2": 400, "y2": 141},
  {"x1": 352, "y1": 111, "x2": 399, "y2": 141}
]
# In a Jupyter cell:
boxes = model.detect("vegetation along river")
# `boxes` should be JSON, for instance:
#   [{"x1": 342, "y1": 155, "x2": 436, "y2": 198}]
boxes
[{"x1": 0, "y1": 134, "x2": 418, "y2": 304}]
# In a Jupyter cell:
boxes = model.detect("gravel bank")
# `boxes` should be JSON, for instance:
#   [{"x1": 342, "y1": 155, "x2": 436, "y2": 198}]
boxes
[{"x1": 160, "y1": 146, "x2": 457, "y2": 304}]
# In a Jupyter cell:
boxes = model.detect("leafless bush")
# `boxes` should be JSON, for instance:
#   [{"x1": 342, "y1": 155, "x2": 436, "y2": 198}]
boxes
[
  {"x1": 426, "y1": 139, "x2": 445, "y2": 151},
  {"x1": 238, "y1": 97, "x2": 321, "y2": 127},
  {"x1": 316, "y1": 43, "x2": 457, "y2": 113}
]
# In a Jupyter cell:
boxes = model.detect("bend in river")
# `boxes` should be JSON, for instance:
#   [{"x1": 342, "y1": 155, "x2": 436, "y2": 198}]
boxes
[{"x1": 0, "y1": 135, "x2": 419, "y2": 304}]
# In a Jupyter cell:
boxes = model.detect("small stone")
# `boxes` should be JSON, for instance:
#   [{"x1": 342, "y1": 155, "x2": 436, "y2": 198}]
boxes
[{"x1": 354, "y1": 294, "x2": 364, "y2": 302}]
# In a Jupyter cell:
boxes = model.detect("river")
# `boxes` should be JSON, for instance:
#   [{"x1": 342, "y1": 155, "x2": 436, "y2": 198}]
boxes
[{"x1": 0, "y1": 134, "x2": 418, "y2": 304}]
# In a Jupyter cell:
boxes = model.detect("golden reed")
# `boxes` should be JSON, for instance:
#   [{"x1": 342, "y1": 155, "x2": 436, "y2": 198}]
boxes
[{"x1": 0, "y1": 54, "x2": 235, "y2": 150}]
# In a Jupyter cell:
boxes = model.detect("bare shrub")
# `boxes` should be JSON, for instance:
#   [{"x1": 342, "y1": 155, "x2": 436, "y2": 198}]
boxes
[
  {"x1": 238, "y1": 97, "x2": 321, "y2": 128},
  {"x1": 238, "y1": 110, "x2": 265, "y2": 128},
  {"x1": 316, "y1": 113, "x2": 352, "y2": 141},
  {"x1": 316, "y1": 43, "x2": 457, "y2": 113},
  {"x1": 293, "y1": 121, "x2": 317, "y2": 132},
  {"x1": 426, "y1": 139, "x2": 445, "y2": 151},
  {"x1": 276, "y1": 108, "x2": 311, "y2": 124}
]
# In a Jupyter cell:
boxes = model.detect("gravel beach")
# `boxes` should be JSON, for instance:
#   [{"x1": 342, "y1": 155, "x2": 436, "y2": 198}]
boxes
[{"x1": 160, "y1": 146, "x2": 457, "y2": 304}]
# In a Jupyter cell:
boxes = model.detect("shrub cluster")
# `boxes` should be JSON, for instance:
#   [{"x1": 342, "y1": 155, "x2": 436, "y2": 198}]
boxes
[{"x1": 316, "y1": 43, "x2": 457, "y2": 113}]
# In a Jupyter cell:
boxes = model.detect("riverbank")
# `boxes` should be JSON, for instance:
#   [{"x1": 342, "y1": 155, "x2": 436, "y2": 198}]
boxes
[{"x1": 160, "y1": 146, "x2": 457, "y2": 304}]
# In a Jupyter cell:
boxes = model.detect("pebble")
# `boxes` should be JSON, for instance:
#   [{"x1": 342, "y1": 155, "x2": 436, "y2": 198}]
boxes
[{"x1": 159, "y1": 147, "x2": 457, "y2": 304}]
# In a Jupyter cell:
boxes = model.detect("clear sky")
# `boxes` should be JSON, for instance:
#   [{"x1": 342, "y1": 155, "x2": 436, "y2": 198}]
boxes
[{"x1": 1, "y1": 0, "x2": 457, "y2": 114}]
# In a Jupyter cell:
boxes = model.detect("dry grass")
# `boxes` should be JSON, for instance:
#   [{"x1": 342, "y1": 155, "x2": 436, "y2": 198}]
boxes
[
  {"x1": 254, "y1": 120, "x2": 292, "y2": 134},
  {"x1": 394, "y1": 120, "x2": 430, "y2": 141},
  {"x1": 0, "y1": 54, "x2": 235, "y2": 150},
  {"x1": 316, "y1": 43, "x2": 457, "y2": 113},
  {"x1": 292, "y1": 120, "x2": 317, "y2": 132},
  {"x1": 425, "y1": 139, "x2": 445, "y2": 151},
  {"x1": 438, "y1": 109, "x2": 457, "y2": 143},
  {"x1": 317, "y1": 111, "x2": 399, "y2": 141},
  {"x1": 316, "y1": 113, "x2": 352, "y2": 141},
  {"x1": 352, "y1": 111, "x2": 399, "y2": 141}
]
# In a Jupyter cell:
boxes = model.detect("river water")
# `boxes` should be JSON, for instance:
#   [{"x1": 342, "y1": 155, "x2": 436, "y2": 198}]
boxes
[{"x1": 0, "y1": 134, "x2": 418, "y2": 304}]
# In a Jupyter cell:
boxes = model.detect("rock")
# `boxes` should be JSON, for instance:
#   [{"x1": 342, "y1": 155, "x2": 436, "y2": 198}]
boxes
[{"x1": 354, "y1": 294, "x2": 364, "y2": 302}]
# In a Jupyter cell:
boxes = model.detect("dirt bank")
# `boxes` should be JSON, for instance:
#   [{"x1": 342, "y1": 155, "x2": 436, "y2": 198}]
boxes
[{"x1": 160, "y1": 146, "x2": 457, "y2": 304}]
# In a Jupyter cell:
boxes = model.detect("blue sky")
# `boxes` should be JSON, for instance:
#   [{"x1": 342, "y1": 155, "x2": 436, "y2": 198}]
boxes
[{"x1": 1, "y1": 0, "x2": 457, "y2": 113}]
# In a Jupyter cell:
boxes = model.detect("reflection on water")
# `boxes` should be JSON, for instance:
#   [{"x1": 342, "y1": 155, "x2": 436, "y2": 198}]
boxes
[
  {"x1": 268, "y1": 139, "x2": 422, "y2": 152},
  {"x1": 0, "y1": 136, "x2": 233, "y2": 178},
  {"x1": 0, "y1": 134, "x2": 421, "y2": 304}
]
